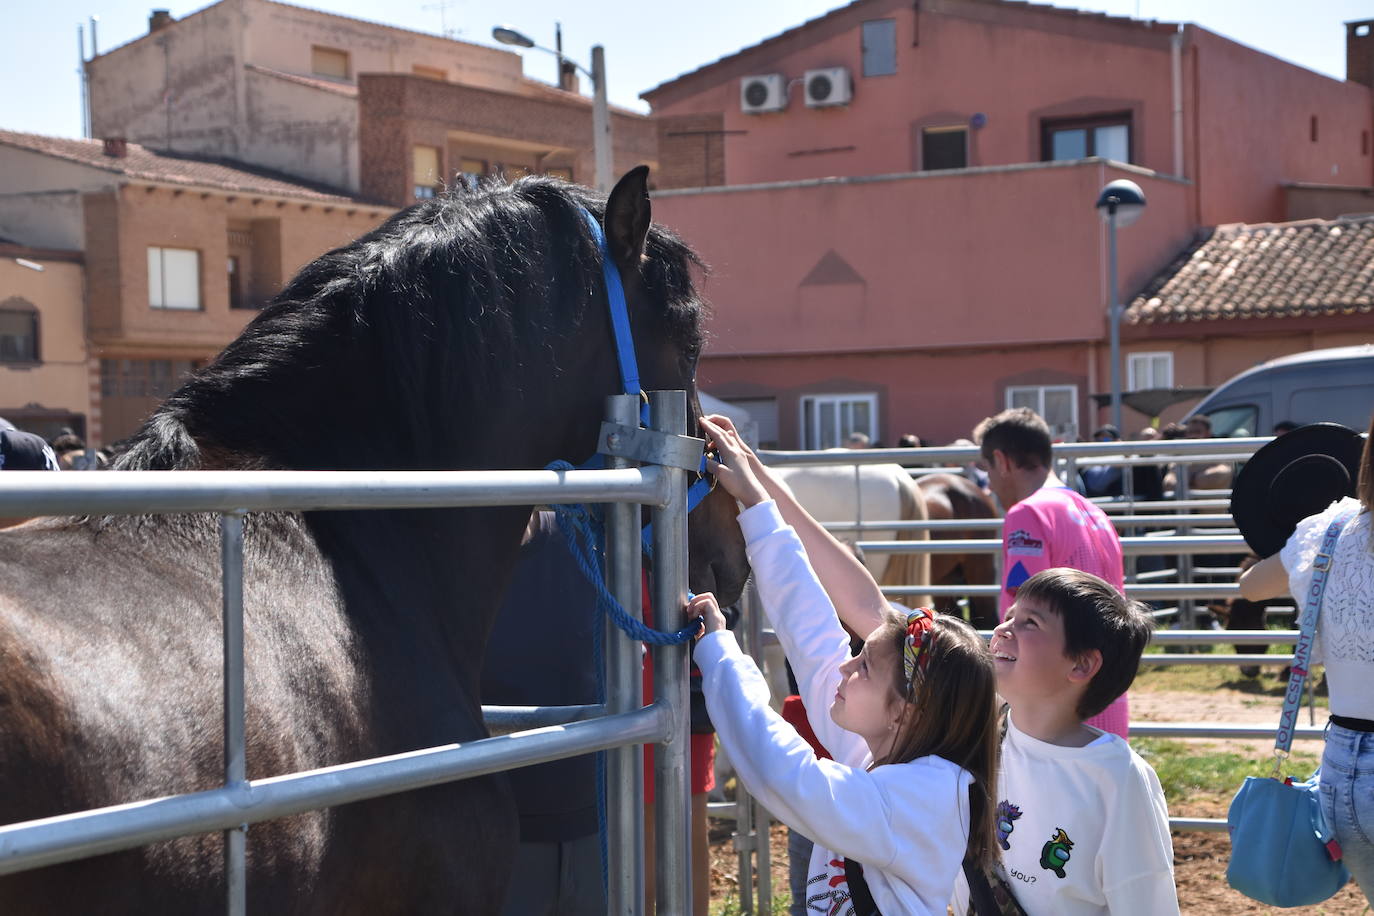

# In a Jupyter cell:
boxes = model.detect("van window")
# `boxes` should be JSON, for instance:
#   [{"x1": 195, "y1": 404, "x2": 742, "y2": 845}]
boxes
[
  {"x1": 1205, "y1": 404, "x2": 1258, "y2": 437},
  {"x1": 1289, "y1": 384, "x2": 1374, "y2": 430}
]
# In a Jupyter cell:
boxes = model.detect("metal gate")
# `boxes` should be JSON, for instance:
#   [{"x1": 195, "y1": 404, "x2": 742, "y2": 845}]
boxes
[{"x1": 0, "y1": 391, "x2": 696, "y2": 916}]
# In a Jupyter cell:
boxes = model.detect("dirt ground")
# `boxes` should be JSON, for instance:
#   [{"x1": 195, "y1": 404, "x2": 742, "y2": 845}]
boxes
[
  {"x1": 707, "y1": 801, "x2": 1369, "y2": 915},
  {"x1": 707, "y1": 684, "x2": 1371, "y2": 915}
]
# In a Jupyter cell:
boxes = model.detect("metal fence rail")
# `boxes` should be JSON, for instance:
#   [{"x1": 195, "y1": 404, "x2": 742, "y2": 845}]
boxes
[{"x1": 0, "y1": 392, "x2": 696, "y2": 916}]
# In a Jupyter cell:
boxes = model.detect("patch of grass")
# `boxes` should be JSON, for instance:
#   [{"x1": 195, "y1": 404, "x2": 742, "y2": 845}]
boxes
[
  {"x1": 1133, "y1": 643, "x2": 1330, "y2": 708},
  {"x1": 711, "y1": 895, "x2": 792, "y2": 916},
  {"x1": 1131, "y1": 738, "x2": 1322, "y2": 799}
]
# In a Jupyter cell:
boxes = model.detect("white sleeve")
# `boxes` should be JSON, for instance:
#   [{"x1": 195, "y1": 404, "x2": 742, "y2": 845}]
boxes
[
  {"x1": 1280, "y1": 497, "x2": 1359, "y2": 666},
  {"x1": 694, "y1": 629, "x2": 967, "y2": 874},
  {"x1": 737, "y1": 500, "x2": 867, "y2": 765},
  {"x1": 1099, "y1": 759, "x2": 1179, "y2": 915}
]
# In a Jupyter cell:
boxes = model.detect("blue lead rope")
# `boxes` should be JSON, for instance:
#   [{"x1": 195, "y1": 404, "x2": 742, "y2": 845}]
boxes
[{"x1": 545, "y1": 462, "x2": 702, "y2": 647}]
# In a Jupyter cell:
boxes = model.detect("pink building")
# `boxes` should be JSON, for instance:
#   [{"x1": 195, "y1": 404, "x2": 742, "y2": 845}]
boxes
[{"x1": 642, "y1": 0, "x2": 1374, "y2": 446}]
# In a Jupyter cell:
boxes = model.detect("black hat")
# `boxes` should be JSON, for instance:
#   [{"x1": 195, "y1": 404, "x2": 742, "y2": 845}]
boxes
[
  {"x1": 1093, "y1": 424, "x2": 1121, "y2": 441},
  {"x1": 0, "y1": 428, "x2": 59, "y2": 471},
  {"x1": 1230, "y1": 422, "x2": 1364, "y2": 558}
]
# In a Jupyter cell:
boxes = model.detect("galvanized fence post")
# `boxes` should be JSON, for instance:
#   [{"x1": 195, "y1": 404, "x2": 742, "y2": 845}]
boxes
[
  {"x1": 605, "y1": 394, "x2": 646, "y2": 916},
  {"x1": 1176, "y1": 469, "x2": 1195, "y2": 628},
  {"x1": 741, "y1": 580, "x2": 772, "y2": 913},
  {"x1": 649, "y1": 391, "x2": 692, "y2": 916},
  {"x1": 219, "y1": 510, "x2": 247, "y2": 916}
]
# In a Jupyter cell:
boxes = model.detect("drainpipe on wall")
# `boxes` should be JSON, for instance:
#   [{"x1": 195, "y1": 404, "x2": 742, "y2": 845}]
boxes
[
  {"x1": 1171, "y1": 26, "x2": 1185, "y2": 179},
  {"x1": 1086, "y1": 339, "x2": 1099, "y2": 428}
]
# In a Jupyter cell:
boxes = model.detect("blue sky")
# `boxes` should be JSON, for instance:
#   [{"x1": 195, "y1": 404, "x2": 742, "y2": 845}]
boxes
[{"x1": 1, "y1": 0, "x2": 1369, "y2": 140}]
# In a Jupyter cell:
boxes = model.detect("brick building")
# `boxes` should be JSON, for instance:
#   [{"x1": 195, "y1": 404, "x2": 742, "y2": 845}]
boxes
[
  {"x1": 88, "y1": 0, "x2": 656, "y2": 202},
  {"x1": 0, "y1": 130, "x2": 392, "y2": 443},
  {"x1": 641, "y1": 0, "x2": 1374, "y2": 446},
  {"x1": 357, "y1": 73, "x2": 656, "y2": 207},
  {"x1": 0, "y1": 241, "x2": 89, "y2": 440}
]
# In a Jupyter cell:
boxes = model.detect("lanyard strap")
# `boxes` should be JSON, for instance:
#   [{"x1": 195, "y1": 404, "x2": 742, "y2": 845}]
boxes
[
  {"x1": 1275, "y1": 513, "x2": 1351, "y2": 761},
  {"x1": 579, "y1": 209, "x2": 642, "y2": 405}
]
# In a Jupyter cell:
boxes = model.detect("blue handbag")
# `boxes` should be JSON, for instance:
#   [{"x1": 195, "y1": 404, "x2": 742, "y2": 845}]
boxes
[{"x1": 1226, "y1": 515, "x2": 1351, "y2": 907}]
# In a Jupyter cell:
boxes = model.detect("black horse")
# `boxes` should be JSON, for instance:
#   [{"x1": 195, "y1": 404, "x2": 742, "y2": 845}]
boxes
[{"x1": 0, "y1": 167, "x2": 749, "y2": 913}]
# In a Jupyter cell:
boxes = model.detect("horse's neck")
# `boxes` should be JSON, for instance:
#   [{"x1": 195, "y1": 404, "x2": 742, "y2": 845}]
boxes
[{"x1": 305, "y1": 506, "x2": 532, "y2": 698}]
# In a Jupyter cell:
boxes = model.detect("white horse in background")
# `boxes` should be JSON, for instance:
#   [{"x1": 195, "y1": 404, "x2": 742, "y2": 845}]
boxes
[{"x1": 773, "y1": 461, "x2": 932, "y2": 608}]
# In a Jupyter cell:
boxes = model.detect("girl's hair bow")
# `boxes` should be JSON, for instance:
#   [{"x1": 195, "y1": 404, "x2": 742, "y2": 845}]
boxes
[{"x1": 902, "y1": 608, "x2": 937, "y2": 684}]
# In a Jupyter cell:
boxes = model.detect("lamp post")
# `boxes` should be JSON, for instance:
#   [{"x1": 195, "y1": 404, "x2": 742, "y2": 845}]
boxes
[
  {"x1": 493, "y1": 25, "x2": 612, "y2": 193},
  {"x1": 1095, "y1": 179, "x2": 1147, "y2": 433}
]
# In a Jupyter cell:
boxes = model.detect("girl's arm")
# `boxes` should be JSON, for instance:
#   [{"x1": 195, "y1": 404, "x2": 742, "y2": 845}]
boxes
[
  {"x1": 735, "y1": 500, "x2": 867, "y2": 764},
  {"x1": 692, "y1": 618, "x2": 967, "y2": 875},
  {"x1": 698, "y1": 417, "x2": 867, "y2": 761},
  {"x1": 1237, "y1": 553, "x2": 1288, "y2": 601},
  {"x1": 703, "y1": 415, "x2": 888, "y2": 637}
]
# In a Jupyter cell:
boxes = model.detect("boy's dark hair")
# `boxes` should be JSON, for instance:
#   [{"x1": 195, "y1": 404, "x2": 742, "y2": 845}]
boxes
[
  {"x1": 973, "y1": 407, "x2": 1052, "y2": 470},
  {"x1": 1016, "y1": 568, "x2": 1153, "y2": 720}
]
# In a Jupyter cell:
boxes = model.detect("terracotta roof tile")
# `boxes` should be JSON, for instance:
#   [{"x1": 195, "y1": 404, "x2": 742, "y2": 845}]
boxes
[
  {"x1": 1124, "y1": 216, "x2": 1374, "y2": 324},
  {"x1": 0, "y1": 129, "x2": 388, "y2": 207}
]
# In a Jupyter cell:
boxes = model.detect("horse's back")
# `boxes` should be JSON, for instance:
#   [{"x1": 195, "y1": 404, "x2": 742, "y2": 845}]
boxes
[{"x1": 0, "y1": 516, "x2": 368, "y2": 911}]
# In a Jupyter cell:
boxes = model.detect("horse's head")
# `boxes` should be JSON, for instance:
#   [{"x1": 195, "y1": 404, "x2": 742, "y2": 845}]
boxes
[{"x1": 589, "y1": 167, "x2": 750, "y2": 607}]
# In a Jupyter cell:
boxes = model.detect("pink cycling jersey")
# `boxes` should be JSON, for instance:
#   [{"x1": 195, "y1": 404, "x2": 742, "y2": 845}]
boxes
[{"x1": 1000, "y1": 486, "x2": 1129, "y2": 737}]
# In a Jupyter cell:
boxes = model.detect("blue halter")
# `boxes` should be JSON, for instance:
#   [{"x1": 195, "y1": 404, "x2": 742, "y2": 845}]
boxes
[
  {"x1": 542, "y1": 210, "x2": 710, "y2": 656},
  {"x1": 579, "y1": 209, "x2": 714, "y2": 552}
]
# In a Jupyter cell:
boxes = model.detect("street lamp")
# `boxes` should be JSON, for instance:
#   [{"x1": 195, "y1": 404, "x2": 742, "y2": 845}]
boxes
[
  {"x1": 1095, "y1": 178, "x2": 1147, "y2": 434},
  {"x1": 492, "y1": 24, "x2": 612, "y2": 193}
]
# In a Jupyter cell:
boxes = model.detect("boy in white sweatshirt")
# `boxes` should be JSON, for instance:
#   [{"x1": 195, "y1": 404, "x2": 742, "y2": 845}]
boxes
[{"x1": 952, "y1": 568, "x2": 1179, "y2": 915}]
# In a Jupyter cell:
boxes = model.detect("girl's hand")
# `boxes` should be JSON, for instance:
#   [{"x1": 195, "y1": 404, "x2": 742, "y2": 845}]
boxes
[
  {"x1": 687, "y1": 592, "x2": 728, "y2": 636},
  {"x1": 700, "y1": 415, "x2": 770, "y2": 508}
]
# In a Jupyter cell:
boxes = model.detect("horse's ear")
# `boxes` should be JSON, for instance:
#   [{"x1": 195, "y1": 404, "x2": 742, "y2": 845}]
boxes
[{"x1": 604, "y1": 165, "x2": 651, "y2": 271}]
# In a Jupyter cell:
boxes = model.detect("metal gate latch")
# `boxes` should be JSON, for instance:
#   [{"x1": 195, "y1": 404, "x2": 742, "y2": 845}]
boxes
[{"x1": 598, "y1": 422, "x2": 705, "y2": 472}]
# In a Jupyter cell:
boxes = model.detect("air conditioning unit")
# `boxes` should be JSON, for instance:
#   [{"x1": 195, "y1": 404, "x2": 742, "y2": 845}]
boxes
[
  {"x1": 740, "y1": 74, "x2": 787, "y2": 114},
  {"x1": 804, "y1": 67, "x2": 852, "y2": 108}
]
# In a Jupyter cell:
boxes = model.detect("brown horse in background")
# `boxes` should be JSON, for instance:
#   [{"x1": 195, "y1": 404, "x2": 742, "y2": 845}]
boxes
[{"x1": 917, "y1": 473, "x2": 1000, "y2": 630}]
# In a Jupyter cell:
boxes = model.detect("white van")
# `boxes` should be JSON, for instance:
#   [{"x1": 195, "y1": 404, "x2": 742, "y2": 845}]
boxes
[{"x1": 1187, "y1": 345, "x2": 1374, "y2": 436}]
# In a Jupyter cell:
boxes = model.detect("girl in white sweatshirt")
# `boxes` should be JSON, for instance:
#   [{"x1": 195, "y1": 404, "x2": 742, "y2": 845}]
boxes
[{"x1": 689, "y1": 415, "x2": 1000, "y2": 916}]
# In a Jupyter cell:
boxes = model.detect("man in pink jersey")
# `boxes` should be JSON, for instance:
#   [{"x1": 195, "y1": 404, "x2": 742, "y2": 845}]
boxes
[{"x1": 974, "y1": 407, "x2": 1130, "y2": 737}]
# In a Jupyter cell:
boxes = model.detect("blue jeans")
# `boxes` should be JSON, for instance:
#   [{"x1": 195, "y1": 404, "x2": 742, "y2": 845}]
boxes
[{"x1": 1321, "y1": 723, "x2": 1374, "y2": 907}]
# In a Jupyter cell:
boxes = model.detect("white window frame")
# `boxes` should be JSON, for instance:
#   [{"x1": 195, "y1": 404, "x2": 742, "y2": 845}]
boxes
[
  {"x1": 1126, "y1": 351, "x2": 1173, "y2": 391},
  {"x1": 799, "y1": 392, "x2": 878, "y2": 450},
  {"x1": 1005, "y1": 385, "x2": 1078, "y2": 441},
  {"x1": 147, "y1": 246, "x2": 201, "y2": 311}
]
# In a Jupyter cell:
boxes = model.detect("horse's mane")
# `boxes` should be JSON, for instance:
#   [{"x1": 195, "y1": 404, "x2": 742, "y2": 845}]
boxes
[{"x1": 114, "y1": 177, "x2": 706, "y2": 473}]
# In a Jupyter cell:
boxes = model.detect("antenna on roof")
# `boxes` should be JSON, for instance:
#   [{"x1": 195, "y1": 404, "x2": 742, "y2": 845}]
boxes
[
  {"x1": 421, "y1": 0, "x2": 462, "y2": 39},
  {"x1": 77, "y1": 23, "x2": 89, "y2": 138}
]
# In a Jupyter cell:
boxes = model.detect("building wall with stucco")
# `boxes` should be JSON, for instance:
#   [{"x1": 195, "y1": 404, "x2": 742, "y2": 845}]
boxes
[
  {"x1": 0, "y1": 245, "x2": 91, "y2": 439},
  {"x1": 641, "y1": 0, "x2": 1374, "y2": 445}
]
